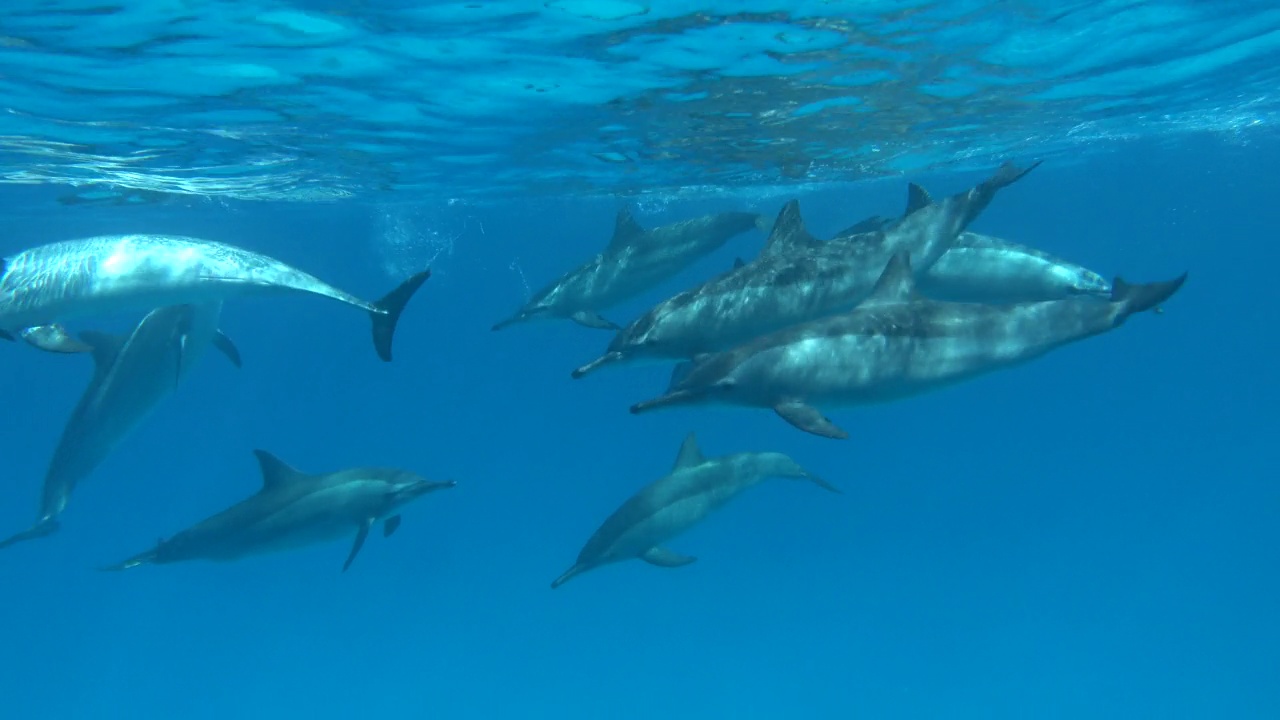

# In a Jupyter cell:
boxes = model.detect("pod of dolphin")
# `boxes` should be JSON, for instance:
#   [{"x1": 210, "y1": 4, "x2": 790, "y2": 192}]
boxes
[{"x1": 0, "y1": 162, "x2": 1187, "y2": 588}]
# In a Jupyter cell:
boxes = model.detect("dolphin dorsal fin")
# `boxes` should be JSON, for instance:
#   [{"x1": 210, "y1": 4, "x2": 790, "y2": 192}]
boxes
[
  {"x1": 904, "y1": 183, "x2": 933, "y2": 215},
  {"x1": 759, "y1": 200, "x2": 819, "y2": 258},
  {"x1": 672, "y1": 432, "x2": 706, "y2": 471},
  {"x1": 252, "y1": 449, "x2": 309, "y2": 489},
  {"x1": 606, "y1": 208, "x2": 646, "y2": 251},
  {"x1": 864, "y1": 252, "x2": 920, "y2": 305}
]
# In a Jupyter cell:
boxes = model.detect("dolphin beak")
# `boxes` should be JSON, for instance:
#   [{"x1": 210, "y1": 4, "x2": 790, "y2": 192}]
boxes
[
  {"x1": 401, "y1": 479, "x2": 457, "y2": 501},
  {"x1": 629, "y1": 389, "x2": 699, "y2": 415},
  {"x1": 491, "y1": 313, "x2": 527, "y2": 331},
  {"x1": 550, "y1": 563, "x2": 586, "y2": 589},
  {"x1": 572, "y1": 351, "x2": 624, "y2": 379}
]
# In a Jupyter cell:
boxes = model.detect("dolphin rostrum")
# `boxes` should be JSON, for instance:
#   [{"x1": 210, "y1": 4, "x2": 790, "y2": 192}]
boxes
[
  {"x1": 550, "y1": 432, "x2": 838, "y2": 589},
  {"x1": 0, "y1": 302, "x2": 241, "y2": 550},
  {"x1": 572, "y1": 161, "x2": 1040, "y2": 378},
  {"x1": 493, "y1": 209, "x2": 767, "y2": 332},
  {"x1": 102, "y1": 450, "x2": 455, "y2": 572},
  {"x1": 0, "y1": 234, "x2": 429, "y2": 361},
  {"x1": 631, "y1": 252, "x2": 1186, "y2": 439}
]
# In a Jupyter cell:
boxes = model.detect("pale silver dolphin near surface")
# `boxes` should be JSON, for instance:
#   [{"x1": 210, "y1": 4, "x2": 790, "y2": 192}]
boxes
[
  {"x1": 631, "y1": 252, "x2": 1186, "y2": 439},
  {"x1": 551, "y1": 432, "x2": 838, "y2": 589},
  {"x1": 103, "y1": 450, "x2": 455, "y2": 572},
  {"x1": 0, "y1": 234, "x2": 429, "y2": 361},
  {"x1": 0, "y1": 302, "x2": 241, "y2": 550},
  {"x1": 572, "y1": 161, "x2": 1040, "y2": 378},
  {"x1": 493, "y1": 209, "x2": 767, "y2": 331},
  {"x1": 833, "y1": 189, "x2": 1111, "y2": 303}
]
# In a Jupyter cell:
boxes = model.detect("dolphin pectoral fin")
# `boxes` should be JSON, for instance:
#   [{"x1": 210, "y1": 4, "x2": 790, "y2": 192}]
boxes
[
  {"x1": 0, "y1": 518, "x2": 60, "y2": 550},
  {"x1": 212, "y1": 330, "x2": 242, "y2": 368},
  {"x1": 1111, "y1": 273, "x2": 1187, "y2": 322},
  {"x1": 774, "y1": 401, "x2": 849, "y2": 440},
  {"x1": 0, "y1": 329, "x2": 13, "y2": 342},
  {"x1": 640, "y1": 546, "x2": 697, "y2": 568},
  {"x1": 370, "y1": 269, "x2": 431, "y2": 362},
  {"x1": 342, "y1": 518, "x2": 375, "y2": 572},
  {"x1": 569, "y1": 311, "x2": 621, "y2": 331},
  {"x1": 19, "y1": 325, "x2": 94, "y2": 354},
  {"x1": 383, "y1": 515, "x2": 402, "y2": 538},
  {"x1": 732, "y1": 257, "x2": 746, "y2": 269}
]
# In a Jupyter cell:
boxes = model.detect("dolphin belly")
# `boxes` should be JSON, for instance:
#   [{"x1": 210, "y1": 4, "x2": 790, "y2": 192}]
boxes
[{"x1": 920, "y1": 239, "x2": 1111, "y2": 303}]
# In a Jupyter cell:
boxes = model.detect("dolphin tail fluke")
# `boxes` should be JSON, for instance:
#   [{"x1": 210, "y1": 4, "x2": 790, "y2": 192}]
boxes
[
  {"x1": 100, "y1": 548, "x2": 157, "y2": 571},
  {"x1": 0, "y1": 518, "x2": 60, "y2": 550},
  {"x1": 957, "y1": 160, "x2": 1042, "y2": 229},
  {"x1": 983, "y1": 159, "x2": 1042, "y2": 192},
  {"x1": 370, "y1": 269, "x2": 431, "y2": 362},
  {"x1": 1111, "y1": 273, "x2": 1188, "y2": 323},
  {"x1": 551, "y1": 563, "x2": 586, "y2": 589}
]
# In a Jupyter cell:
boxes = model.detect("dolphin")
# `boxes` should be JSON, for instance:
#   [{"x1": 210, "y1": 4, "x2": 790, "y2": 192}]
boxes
[
  {"x1": 0, "y1": 234, "x2": 430, "y2": 361},
  {"x1": 0, "y1": 302, "x2": 241, "y2": 550},
  {"x1": 493, "y1": 209, "x2": 767, "y2": 331},
  {"x1": 572, "y1": 161, "x2": 1040, "y2": 378},
  {"x1": 833, "y1": 189, "x2": 1111, "y2": 303},
  {"x1": 550, "y1": 432, "x2": 838, "y2": 589},
  {"x1": 103, "y1": 450, "x2": 456, "y2": 572},
  {"x1": 631, "y1": 252, "x2": 1187, "y2": 439}
]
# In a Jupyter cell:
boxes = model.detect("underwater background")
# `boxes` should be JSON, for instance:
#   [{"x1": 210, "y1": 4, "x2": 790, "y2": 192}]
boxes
[{"x1": 1, "y1": 1, "x2": 1278, "y2": 718}]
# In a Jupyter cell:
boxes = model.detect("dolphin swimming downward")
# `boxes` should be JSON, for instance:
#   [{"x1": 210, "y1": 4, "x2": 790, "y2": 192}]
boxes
[
  {"x1": 551, "y1": 432, "x2": 838, "y2": 589},
  {"x1": 103, "y1": 449, "x2": 456, "y2": 572},
  {"x1": 0, "y1": 233, "x2": 430, "y2": 361},
  {"x1": 493, "y1": 208, "x2": 767, "y2": 332},
  {"x1": 0, "y1": 302, "x2": 241, "y2": 550},
  {"x1": 631, "y1": 252, "x2": 1187, "y2": 439}
]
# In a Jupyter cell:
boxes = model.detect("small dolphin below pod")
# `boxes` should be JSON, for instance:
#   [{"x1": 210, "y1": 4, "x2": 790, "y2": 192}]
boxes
[
  {"x1": 0, "y1": 233, "x2": 430, "y2": 361},
  {"x1": 632, "y1": 251, "x2": 1187, "y2": 439},
  {"x1": 0, "y1": 302, "x2": 240, "y2": 551},
  {"x1": 103, "y1": 450, "x2": 455, "y2": 572},
  {"x1": 493, "y1": 208, "x2": 768, "y2": 332},
  {"x1": 551, "y1": 432, "x2": 838, "y2": 589}
]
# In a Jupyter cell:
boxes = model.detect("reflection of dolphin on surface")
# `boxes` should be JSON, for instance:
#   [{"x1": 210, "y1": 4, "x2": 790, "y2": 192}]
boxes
[
  {"x1": 551, "y1": 432, "x2": 838, "y2": 589},
  {"x1": 103, "y1": 450, "x2": 456, "y2": 572},
  {"x1": 493, "y1": 209, "x2": 767, "y2": 332},
  {"x1": 572, "y1": 162, "x2": 1040, "y2": 378},
  {"x1": 0, "y1": 303, "x2": 241, "y2": 550},
  {"x1": 0, "y1": 233, "x2": 429, "y2": 361},
  {"x1": 632, "y1": 252, "x2": 1187, "y2": 439}
]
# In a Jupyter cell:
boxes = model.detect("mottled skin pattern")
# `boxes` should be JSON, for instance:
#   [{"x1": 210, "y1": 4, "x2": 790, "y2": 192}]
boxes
[
  {"x1": 0, "y1": 303, "x2": 226, "y2": 549},
  {"x1": 574, "y1": 162, "x2": 1037, "y2": 376},
  {"x1": 551, "y1": 434, "x2": 833, "y2": 588},
  {"x1": 107, "y1": 454, "x2": 454, "y2": 569},
  {"x1": 634, "y1": 257, "x2": 1183, "y2": 430},
  {"x1": 494, "y1": 211, "x2": 763, "y2": 329},
  {"x1": 920, "y1": 232, "x2": 1111, "y2": 302},
  {"x1": 0, "y1": 234, "x2": 377, "y2": 332}
]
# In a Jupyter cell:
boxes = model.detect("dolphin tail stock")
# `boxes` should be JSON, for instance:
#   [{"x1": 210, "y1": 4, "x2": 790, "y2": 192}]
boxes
[
  {"x1": 370, "y1": 269, "x2": 431, "y2": 362},
  {"x1": 550, "y1": 563, "x2": 586, "y2": 589},
  {"x1": 0, "y1": 517, "x2": 60, "y2": 550},
  {"x1": 1110, "y1": 272, "x2": 1188, "y2": 324}
]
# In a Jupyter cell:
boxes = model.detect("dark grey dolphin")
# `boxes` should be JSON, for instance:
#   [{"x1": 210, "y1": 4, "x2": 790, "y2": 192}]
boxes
[
  {"x1": 493, "y1": 209, "x2": 767, "y2": 331},
  {"x1": 0, "y1": 302, "x2": 241, "y2": 550},
  {"x1": 631, "y1": 252, "x2": 1186, "y2": 439},
  {"x1": 572, "y1": 161, "x2": 1039, "y2": 378},
  {"x1": 551, "y1": 432, "x2": 838, "y2": 589},
  {"x1": 833, "y1": 188, "x2": 1111, "y2": 302},
  {"x1": 103, "y1": 450, "x2": 455, "y2": 572},
  {"x1": 0, "y1": 234, "x2": 429, "y2": 361}
]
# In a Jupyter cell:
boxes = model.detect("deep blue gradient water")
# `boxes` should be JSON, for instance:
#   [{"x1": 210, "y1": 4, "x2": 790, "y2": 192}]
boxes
[{"x1": 1, "y1": 2, "x2": 1278, "y2": 719}]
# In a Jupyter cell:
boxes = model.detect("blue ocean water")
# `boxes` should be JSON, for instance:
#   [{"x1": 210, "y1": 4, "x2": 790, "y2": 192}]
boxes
[{"x1": 1, "y1": 1, "x2": 1278, "y2": 718}]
